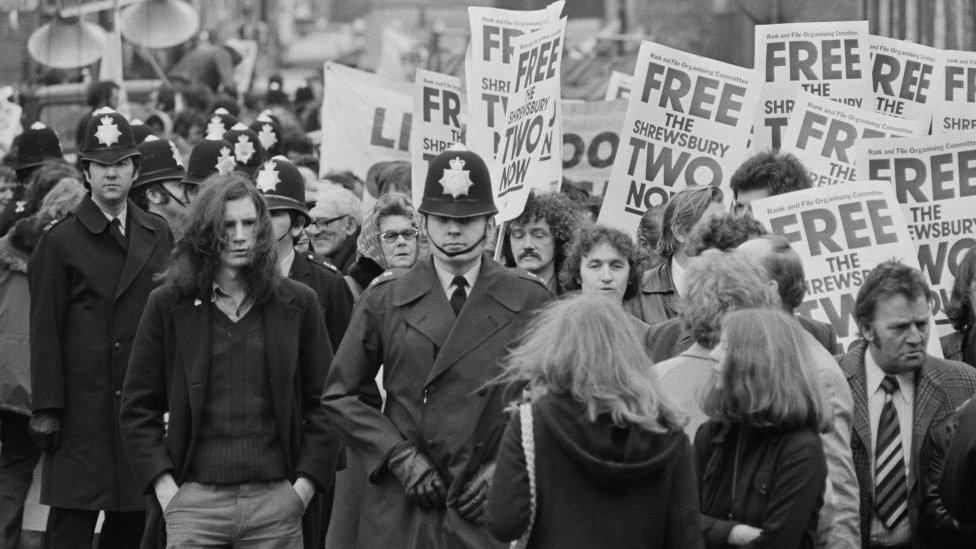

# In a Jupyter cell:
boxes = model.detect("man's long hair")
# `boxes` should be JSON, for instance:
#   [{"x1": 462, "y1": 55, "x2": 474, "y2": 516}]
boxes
[{"x1": 158, "y1": 173, "x2": 279, "y2": 303}]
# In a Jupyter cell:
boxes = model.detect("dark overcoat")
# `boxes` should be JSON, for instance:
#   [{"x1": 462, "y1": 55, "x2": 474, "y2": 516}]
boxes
[
  {"x1": 322, "y1": 257, "x2": 551, "y2": 548},
  {"x1": 839, "y1": 339, "x2": 976, "y2": 549},
  {"x1": 119, "y1": 278, "x2": 343, "y2": 548},
  {"x1": 29, "y1": 195, "x2": 173, "y2": 511},
  {"x1": 289, "y1": 251, "x2": 353, "y2": 352}
]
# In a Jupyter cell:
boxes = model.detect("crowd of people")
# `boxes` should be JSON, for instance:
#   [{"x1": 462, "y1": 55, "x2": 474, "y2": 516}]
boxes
[{"x1": 1, "y1": 75, "x2": 976, "y2": 549}]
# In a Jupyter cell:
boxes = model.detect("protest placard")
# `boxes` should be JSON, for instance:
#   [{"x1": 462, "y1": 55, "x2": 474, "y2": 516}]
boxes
[
  {"x1": 562, "y1": 99, "x2": 627, "y2": 196},
  {"x1": 0, "y1": 86, "x2": 22, "y2": 155},
  {"x1": 869, "y1": 35, "x2": 943, "y2": 125},
  {"x1": 411, "y1": 69, "x2": 466, "y2": 208},
  {"x1": 465, "y1": 1, "x2": 564, "y2": 163},
  {"x1": 854, "y1": 133, "x2": 976, "y2": 336},
  {"x1": 319, "y1": 62, "x2": 412, "y2": 180},
  {"x1": 604, "y1": 70, "x2": 632, "y2": 101},
  {"x1": 931, "y1": 49, "x2": 976, "y2": 134},
  {"x1": 597, "y1": 40, "x2": 761, "y2": 236},
  {"x1": 751, "y1": 181, "x2": 942, "y2": 356},
  {"x1": 754, "y1": 21, "x2": 873, "y2": 151},
  {"x1": 780, "y1": 92, "x2": 926, "y2": 187},
  {"x1": 493, "y1": 17, "x2": 567, "y2": 222}
]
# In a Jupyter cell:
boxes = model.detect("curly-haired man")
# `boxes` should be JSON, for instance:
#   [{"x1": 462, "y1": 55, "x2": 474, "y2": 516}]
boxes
[
  {"x1": 502, "y1": 191, "x2": 584, "y2": 294},
  {"x1": 730, "y1": 151, "x2": 811, "y2": 216}
]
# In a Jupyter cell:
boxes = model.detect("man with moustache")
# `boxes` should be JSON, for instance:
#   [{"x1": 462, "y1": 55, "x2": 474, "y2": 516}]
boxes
[
  {"x1": 501, "y1": 191, "x2": 583, "y2": 294},
  {"x1": 321, "y1": 146, "x2": 551, "y2": 548},
  {"x1": 839, "y1": 261, "x2": 976, "y2": 548},
  {"x1": 29, "y1": 107, "x2": 173, "y2": 548}
]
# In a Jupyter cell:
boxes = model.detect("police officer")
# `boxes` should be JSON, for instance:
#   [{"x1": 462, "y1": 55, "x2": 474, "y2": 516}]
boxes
[
  {"x1": 321, "y1": 146, "x2": 552, "y2": 548},
  {"x1": 0, "y1": 122, "x2": 65, "y2": 235},
  {"x1": 29, "y1": 107, "x2": 174, "y2": 548},
  {"x1": 131, "y1": 135, "x2": 194, "y2": 237},
  {"x1": 256, "y1": 156, "x2": 353, "y2": 352},
  {"x1": 182, "y1": 135, "x2": 236, "y2": 187},
  {"x1": 224, "y1": 122, "x2": 265, "y2": 177}
]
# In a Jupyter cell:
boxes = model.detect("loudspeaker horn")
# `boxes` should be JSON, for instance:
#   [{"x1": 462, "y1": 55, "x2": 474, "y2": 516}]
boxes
[
  {"x1": 121, "y1": 0, "x2": 199, "y2": 49},
  {"x1": 28, "y1": 16, "x2": 108, "y2": 69}
]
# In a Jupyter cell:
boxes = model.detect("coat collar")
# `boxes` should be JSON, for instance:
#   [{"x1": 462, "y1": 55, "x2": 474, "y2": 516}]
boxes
[
  {"x1": 639, "y1": 260, "x2": 676, "y2": 295},
  {"x1": 113, "y1": 203, "x2": 163, "y2": 300}
]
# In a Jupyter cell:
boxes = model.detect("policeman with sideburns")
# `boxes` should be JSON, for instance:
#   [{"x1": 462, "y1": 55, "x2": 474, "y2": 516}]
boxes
[
  {"x1": 321, "y1": 145, "x2": 552, "y2": 548},
  {"x1": 29, "y1": 107, "x2": 174, "y2": 548}
]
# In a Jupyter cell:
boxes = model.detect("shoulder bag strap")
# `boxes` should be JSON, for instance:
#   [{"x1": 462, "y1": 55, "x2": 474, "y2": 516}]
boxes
[{"x1": 511, "y1": 401, "x2": 537, "y2": 549}]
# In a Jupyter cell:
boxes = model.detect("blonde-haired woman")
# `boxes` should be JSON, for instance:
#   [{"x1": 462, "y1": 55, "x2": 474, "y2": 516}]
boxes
[
  {"x1": 488, "y1": 295, "x2": 702, "y2": 548},
  {"x1": 697, "y1": 308, "x2": 831, "y2": 548}
]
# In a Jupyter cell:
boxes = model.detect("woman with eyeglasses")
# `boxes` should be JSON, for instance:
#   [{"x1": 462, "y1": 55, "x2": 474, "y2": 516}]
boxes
[{"x1": 345, "y1": 192, "x2": 423, "y2": 300}]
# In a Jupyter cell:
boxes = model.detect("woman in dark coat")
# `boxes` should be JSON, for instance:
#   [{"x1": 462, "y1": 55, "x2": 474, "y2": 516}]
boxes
[
  {"x1": 487, "y1": 295, "x2": 702, "y2": 549},
  {"x1": 696, "y1": 309, "x2": 829, "y2": 549}
]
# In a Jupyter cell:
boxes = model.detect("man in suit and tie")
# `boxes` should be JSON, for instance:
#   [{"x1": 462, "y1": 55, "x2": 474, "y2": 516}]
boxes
[
  {"x1": 29, "y1": 107, "x2": 174, "y2": 548},
  {"x1": 321, "y1": 146, "x2": 552, "y2": 548},
  {"x1": 839, "y1": 260, "x2": 976, "y2": 548}
]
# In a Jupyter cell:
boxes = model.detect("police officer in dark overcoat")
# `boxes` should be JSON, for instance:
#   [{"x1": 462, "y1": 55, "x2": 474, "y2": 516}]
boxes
[
  {"x1": 321, "y1": 146, "x2": 552, "y2": 548},
  {"x1": 28, "y1": 107, "x2": 174, "y2": 548}
]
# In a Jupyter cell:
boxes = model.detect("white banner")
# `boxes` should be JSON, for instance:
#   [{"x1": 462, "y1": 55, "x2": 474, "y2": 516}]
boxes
[
  {"x1": 562, "y1": 99, "x2": 627, "y2": 197},
  {"x1": 754, "y1": 21, "x2": 873, "y2": 151},
  {"x1": 868, "y1": 35, "x2": 943, "y2": 125},
  {"x1": 465, "y1": 1, "x2": 564, "y2": 163},
  {"x1": 855, "y1": 133, "x2": 976, "y2": 336},
  {"x1": 597, "y1": 40, "x2": 761, "y2": 236},
  {"x1": 751, "y1": 181, "x2": 942, "y2": 356},
  {"x1": 604, "y1": 70, "x2": 633, "y2": 101},
  {"x1": 931, "y1": 49, "x2": 976, "y2": 134},
  {"x1": 780, "y1": 92, "x2": 926, "y2": 186},
  {"x1": 411, "y1": 69, "x2": 465, "y2": 208},
  {"x1": 494, "y1": 17, "x2": 567, "y2": 223},
  {"x1": 319, "y1": 62, "x2": 412, "y2": 181}
]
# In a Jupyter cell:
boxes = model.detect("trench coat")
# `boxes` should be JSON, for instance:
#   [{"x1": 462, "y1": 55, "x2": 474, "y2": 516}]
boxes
[
  {"x1": 29, "y1": 195, "x2": 173, "y2": 511},
  {"x1": 120, "y1": 279, "x2": 343, "y2": 548},
  {"x1": 322, "y1": 257, "x2": 551, "y2": 548}
]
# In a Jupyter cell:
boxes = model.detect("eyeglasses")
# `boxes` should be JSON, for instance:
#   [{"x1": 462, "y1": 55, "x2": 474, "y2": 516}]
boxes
[
  {"x1": 379, "y1": 228, "x2": 418, "y2": 243},
  {"x1": 310, "y1": 215, "x2": 348, "y2": 230}
]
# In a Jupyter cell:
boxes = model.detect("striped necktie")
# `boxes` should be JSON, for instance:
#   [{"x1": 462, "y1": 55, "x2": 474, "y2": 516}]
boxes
[{"x1": 874, "y1": 375, "x2": 908, "y2": 530}]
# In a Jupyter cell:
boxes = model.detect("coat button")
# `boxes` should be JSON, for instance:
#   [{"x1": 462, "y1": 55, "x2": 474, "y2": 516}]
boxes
[
  {"x1": 112, "y1": 342, "x2": 121, "y2": 351},
  {"x1": 114, "y1": 390, "x2": 122, "y2": 397}
]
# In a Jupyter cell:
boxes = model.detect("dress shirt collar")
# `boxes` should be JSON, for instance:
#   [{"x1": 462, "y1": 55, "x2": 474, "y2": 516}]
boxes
[
  {"x1": 433, "y1": 256, "x2": 481, "y2": 297},
  {"x1": 865, "y1": 345, "x2": 916, "y2": 405}
]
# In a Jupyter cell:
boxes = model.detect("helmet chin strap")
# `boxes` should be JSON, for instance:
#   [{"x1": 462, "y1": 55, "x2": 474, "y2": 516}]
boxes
[{"x1": 430, "y1": 224, "x2": 489, "y2": 257}]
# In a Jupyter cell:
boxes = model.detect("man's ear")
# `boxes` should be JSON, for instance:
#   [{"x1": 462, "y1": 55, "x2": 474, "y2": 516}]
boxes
[
  {"x1": 145, "y1": 187, "x2": 164, "y2": 205},
  {"x1": 343, "y1": 217, "x2": 359, "y2": 236}
]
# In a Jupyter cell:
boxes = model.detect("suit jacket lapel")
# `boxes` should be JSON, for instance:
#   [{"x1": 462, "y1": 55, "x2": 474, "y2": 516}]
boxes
[
  {"x1": 263, "y1": 288, "x2": 300, "y2": 448},
  {"x1": 173, "y1": 299, "x2": 211, "y2": 435},
  {"x1": 911, "y1": 364, "x2": 944, "y2": 485},
  {"x1": 841, "y1": 344, "x2": 873, "y2": 458},
  {"x1": 425, "y1": 261, "x2": 516, "y2": 385},
  {"x1": 114, "y1": 206, "x2": 158, "y2": 300}
]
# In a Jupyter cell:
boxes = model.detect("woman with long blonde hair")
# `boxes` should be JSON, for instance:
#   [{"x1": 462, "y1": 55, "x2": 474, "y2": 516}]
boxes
[
  {"x1": 488, "y1": 294, "x2": 702, "y2": 548},
  {"x1": 697, "y1": 308, "x2": 831, "y2": 548}
]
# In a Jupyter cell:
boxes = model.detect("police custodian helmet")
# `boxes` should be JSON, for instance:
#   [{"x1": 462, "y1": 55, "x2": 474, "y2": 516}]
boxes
[
  {"x1": 418, "y1": 145, "x2": 497, "y2": 219},
  {"x1": 78, "y1": 107, "x2": 140, "y2": 165},
  {"x1": 255, "y1": 155, "x2": 310, "y2": 224}
]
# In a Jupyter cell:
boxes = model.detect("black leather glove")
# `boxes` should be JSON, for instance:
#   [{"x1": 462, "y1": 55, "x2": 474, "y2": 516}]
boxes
[
  {"x1": 388, "y1": 443, "x2": 446, "y2": 510},
  {"x1": 29, "y1": 411, "x2": 61, "y2": 453},
  {"x1": 455, "y1": 462, "x2": 496, "y2": 524}
]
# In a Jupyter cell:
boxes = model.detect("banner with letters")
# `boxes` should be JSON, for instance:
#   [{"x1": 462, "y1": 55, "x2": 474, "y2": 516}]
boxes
[
  {"x1": 869, "y1": 35, "x2": 944, "y2": 125},
  {"x1": 604, "y1": 70, "x2": 633, "y2": 101},
  {"x1": 751, "y1": 181, "x2": 942, "y2": 356},
  {"x1": 932, "y1": 49, "x2": 976, "y2": 134},
  {"x1": 854, "y1": 134, "x2": 976, "y2": 336},
  {"x1": 754, "y1": 21, "x2": 873, "y2": 151},
  {"x1": 562, "y1": 99, "x2": 627, "y2": 196},
  {"x1": 411, "y1": 69, "x2": 466, "y2": 208},
  {"x1": 780, "y1": 92, "x2": 926, "y2": 186},
  {"x1": 466, "y1": 1, "x2": 564, "y2": 164},
  {"x1": 493, "y1": 17, "x2": 567, "y2": 222},
  {"x1": 597, "y1": 40, "x2": 761, "y2": 236},
  {"x1": 319, "y1": 62, "x2": 412, "y2": 182}
]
